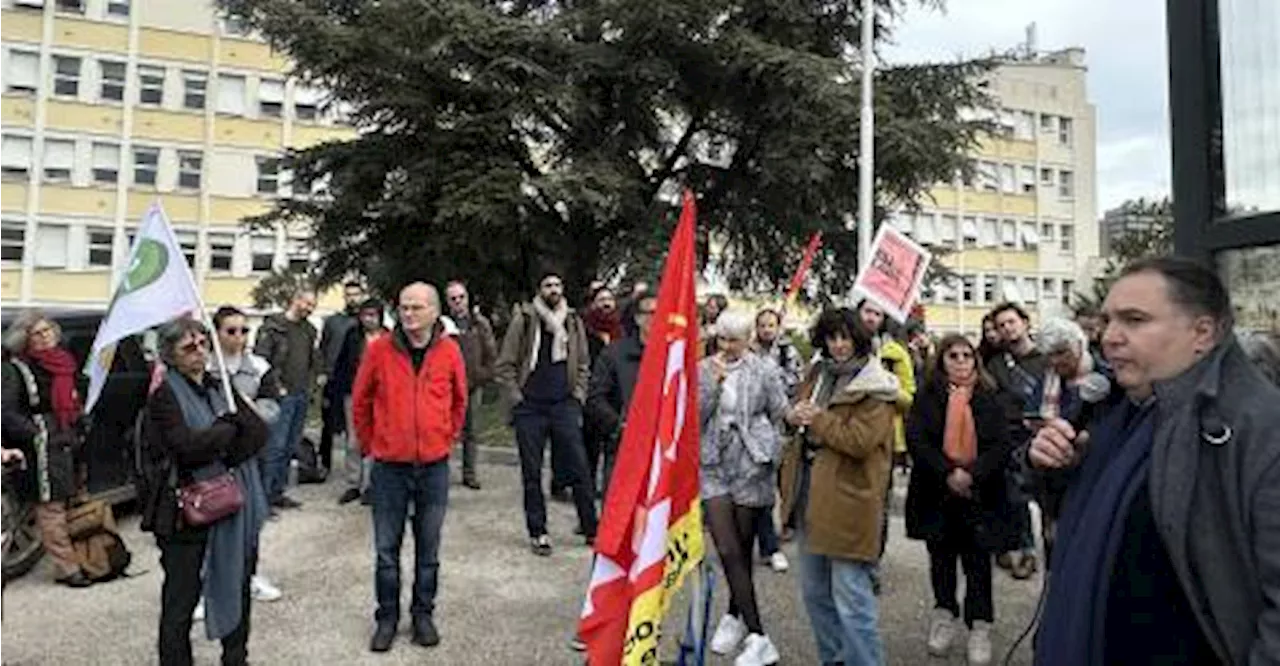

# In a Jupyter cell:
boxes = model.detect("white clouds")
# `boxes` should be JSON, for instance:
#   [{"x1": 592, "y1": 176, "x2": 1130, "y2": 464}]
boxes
[{"x1": 885, "y1": 0, "x2": 1171, "y2": 210}]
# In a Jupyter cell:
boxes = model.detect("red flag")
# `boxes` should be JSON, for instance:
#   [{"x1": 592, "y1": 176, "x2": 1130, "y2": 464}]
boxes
[
  {"x1": 579, "y1": 190, "x2": 704, "y2": 666},
  {"x1": 784, "y1": 231, "x2": 823, "y2": 309}
]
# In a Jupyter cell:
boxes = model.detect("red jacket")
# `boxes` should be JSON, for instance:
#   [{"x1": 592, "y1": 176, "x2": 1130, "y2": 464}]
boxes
[{"x1": 352, "y1": 326, "x2": 468, "y2": 464}]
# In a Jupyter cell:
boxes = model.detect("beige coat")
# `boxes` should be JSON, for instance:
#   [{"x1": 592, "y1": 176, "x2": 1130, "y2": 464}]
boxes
[
  {"x1": 494, "y1": 301, "x2": 591, "y2": 407},
  {"x1": 779, "y1": 362, "x2": 898, "y2": 563}
]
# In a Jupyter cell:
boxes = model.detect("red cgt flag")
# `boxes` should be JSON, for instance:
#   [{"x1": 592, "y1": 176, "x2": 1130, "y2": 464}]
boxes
[{"x1": 578, "y1": 189, "x2": 705, "y2": 666}]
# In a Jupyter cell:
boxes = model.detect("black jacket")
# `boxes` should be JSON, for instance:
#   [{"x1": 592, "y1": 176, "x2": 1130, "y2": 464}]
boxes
[
  {"x1": 331, "y1": 326, "x2": 383, "y2": 398},
  {"x1": 586, "y1": 336, "x2": 644, "y2": 439},
  {"x1": 904, "y1": 379, "x2": 1019, "y2": 552},
  {"x1": 1, "y1": 356, "x2": 79, "y2": 502}
]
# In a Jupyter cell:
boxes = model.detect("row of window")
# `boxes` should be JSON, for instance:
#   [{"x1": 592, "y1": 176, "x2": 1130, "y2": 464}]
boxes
[
  {"x1": 3, "y1": 48, "x2": 335, "y2": 124},
  {"x1": 891, "y1": 212, "x2": 1075, "y2": 253},
  {"x1": 954, "y1": 161, "x2": 1076, "y2": 199},
  {"x1": 1, "y1": 220, "x2": 309, "y2": 276},
  {"x1": 923, "y1": 273, "x2": 1077, "y2": 308},
  {"x1": 12, "y1": 0, "x2": 253, "y2": 38},
  {"x1": 0, "y1": 134, "x2": 282, "y2": 194},
  {"x1": 994, "y1": 107, "x2": 1075, "y2": 147}
]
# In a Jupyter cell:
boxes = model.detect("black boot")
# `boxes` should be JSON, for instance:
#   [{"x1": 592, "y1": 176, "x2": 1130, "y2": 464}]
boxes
[
  {"x1": 369, "y1": 622, "x2": 397, "y2": 652},
  {"x1": 411, "y1": 615, "x2": 440, "y2": 647}
]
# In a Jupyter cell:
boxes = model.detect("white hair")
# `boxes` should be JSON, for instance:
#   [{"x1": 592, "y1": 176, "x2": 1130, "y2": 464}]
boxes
[
  {"x1": 1037, "y1": 318, "x2": 1087, "y2": 355},
  {"x1": 1238, "y1": 329, "x2": 1280, "y2": 387},
  {"x1": 714, "y1": 310, "x2": 754, "y2": 340}
]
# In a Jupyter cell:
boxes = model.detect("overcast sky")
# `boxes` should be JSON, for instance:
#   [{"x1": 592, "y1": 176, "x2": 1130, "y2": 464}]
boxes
[{"x1": 886, "y1": 0, "x2": 1172, "y2": 213}]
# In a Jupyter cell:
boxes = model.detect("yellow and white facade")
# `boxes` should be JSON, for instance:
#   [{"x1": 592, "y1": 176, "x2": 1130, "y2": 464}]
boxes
[
  {"x1": 888, "y1": 48, "x2": 1099, "y2": 334},
  {"x1": 0, "y1": 0, "x2": 354, "y2": 311}
]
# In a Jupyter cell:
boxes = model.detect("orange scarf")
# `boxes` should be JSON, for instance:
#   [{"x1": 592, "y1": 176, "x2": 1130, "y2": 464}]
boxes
[{"x1": 943, "y1": 368, "x2": 978, "y2": 467}]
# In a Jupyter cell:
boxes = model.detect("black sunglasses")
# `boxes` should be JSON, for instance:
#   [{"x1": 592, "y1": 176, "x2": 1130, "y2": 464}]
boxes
[{"x1": 221, "y1": 327, "x2": 250, "y2": 335}]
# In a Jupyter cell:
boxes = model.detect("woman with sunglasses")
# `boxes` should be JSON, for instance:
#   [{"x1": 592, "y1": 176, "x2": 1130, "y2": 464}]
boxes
[
  {"x1": 1, "y1": 310, "x2": 90, "y2": 587},
  {"x1": 144, "y1": 318, "x2": 270, "y2": 666},
  {"x1": 904, "y1": 335, "x2": 1018, "y2": 666}
]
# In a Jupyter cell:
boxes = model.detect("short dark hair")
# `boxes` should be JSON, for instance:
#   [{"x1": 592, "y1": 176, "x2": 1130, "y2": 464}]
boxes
[
  {"x1": 343, "y1": 279, "x2": 364, "y2": 291},
  {"x1": 621, "y1": 294, "x2": 657, "y2": 337},
  {"x1": 538, "y1": 268, "x2": 563, "y2": 285},
  {"x1": 358, "y1": 298, "x2": 383, "y2": 313},
  {"x1": 990, "y1": 302, "x2": 1030, "y2": 323},
  {"x1": 1118, "y1": 257, "x2": 1233, "y2": 334},
  {"x1": 810, "y1": 307, "x2": 873, "y2": 359},
  {"x1": 756, "y1": 308, "x2": 781, "y2": 326},
  {"x1": 854, "y1": 299, "x2": 888, "y2": 334},
  {"x1": 212, "y1": 306, "x2": 245, "y2": 330}
]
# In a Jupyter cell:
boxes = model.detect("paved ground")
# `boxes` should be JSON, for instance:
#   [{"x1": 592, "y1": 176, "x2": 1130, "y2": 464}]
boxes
[{"x1": 1, "y1": 463, "x2": 1041, "y2": 665}]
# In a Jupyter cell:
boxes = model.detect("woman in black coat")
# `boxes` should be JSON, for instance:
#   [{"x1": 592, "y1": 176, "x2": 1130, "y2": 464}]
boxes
[{"x1": 905, "y1": 334, "x2": 1017, "y2": 664}]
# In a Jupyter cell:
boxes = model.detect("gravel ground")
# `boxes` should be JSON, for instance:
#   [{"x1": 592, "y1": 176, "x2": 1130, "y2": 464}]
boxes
[{"x1": 1, "y1": 463, "x2": 1040, "y2": 665}]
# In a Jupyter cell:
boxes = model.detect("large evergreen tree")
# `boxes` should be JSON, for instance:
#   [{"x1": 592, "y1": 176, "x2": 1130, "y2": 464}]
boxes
[{"x1": 222, "y1": 0, "x2": 993, "y2": 308}]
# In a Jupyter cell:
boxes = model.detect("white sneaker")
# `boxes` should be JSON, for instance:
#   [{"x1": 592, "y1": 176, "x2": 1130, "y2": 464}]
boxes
[
  {"x1": 927, "y1": 608, "x2": 956, "y2": 656},
  {"x1": 967, "y1": 621, "x2": 992, "y2": 666},
  {"x1": 710, "y1": 614, "x2": 747, "y2": 655},
  {"x1": 192, "y1": 599, "x2": 205, "y2": 622},
  {"x1": 768, "y1": 551, "x2": 789, "y2": 573},
  {"x1": 734, "y1": 633, "x2": 780, "y2": 666},
  {"x1": 252, "y1": 574, "x2": 283, "y2": 602}
]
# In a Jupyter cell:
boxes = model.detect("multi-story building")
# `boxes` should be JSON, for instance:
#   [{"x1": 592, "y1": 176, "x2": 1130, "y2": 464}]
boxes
[
  {"x1": 886, "y1": 46, "x2": 1099, "y2": 335},
  {"x1": 1100, "y1": 200, "x2": 1167, "y2": 257},
  {"x1": 0, "y1": 0, "x2": 355, "y2": 312}
]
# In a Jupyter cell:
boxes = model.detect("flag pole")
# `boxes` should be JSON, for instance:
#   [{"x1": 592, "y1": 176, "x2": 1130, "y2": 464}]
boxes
[{"x1": 855, "y1": 0, "x2": 875, "y2": 271}]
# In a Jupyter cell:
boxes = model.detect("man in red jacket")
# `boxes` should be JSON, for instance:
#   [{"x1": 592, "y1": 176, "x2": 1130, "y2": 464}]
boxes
[{"x1": 352, "y1": 282, "x2": 467, "y2": 654}]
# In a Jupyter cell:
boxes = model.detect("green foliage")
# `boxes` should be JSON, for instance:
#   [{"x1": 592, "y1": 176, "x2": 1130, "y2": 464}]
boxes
[
  {"x1": 250, "y1": 267, "x2": 313, "y2": 311},
  {"x1": 220, "y1": 0, "x2": 994, "y2": 308},
  {"x1": 1073, "y1": 196, "x2": 1173, "y2": 315}
]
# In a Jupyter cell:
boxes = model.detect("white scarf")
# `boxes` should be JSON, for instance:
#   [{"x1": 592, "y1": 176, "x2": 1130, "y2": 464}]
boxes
[{"x1": 530, "y1": 296, "x2": 570, "y2": 367}]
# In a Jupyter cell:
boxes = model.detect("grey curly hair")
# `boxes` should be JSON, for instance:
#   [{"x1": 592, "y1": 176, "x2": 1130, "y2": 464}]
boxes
[
  {"x1": 714, "y1": 310, "x2": 755, "y2": 340},
  {"x1": 156, "y1": 318, "x2": 209, "y2": 367},
  {"x1": 1037, "y1": 318, "x2": 1087, "y2": 355},
  {"x1": 2, "y1": 309, "x2": 60, "y2": 354}
]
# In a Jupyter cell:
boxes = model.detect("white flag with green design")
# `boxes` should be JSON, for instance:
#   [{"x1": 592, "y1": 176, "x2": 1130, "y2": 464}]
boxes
[{"x1": 84, "y1": 202, "x2": 202, "y2": 413}]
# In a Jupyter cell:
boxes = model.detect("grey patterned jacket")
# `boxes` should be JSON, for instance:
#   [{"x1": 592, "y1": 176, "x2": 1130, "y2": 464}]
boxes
[{"x1": 698, "y1": 354, "x2": 790, "y2": 506}]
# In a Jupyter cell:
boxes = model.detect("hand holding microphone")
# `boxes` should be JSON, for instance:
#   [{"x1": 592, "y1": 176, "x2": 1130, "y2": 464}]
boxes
[{"x1": 1029, "y1": 418, "x2": 1089, "y2": 469}]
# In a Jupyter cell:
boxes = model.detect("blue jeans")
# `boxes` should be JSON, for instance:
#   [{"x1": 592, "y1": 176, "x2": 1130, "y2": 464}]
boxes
[
  {"x1": 755, "y1": 508, "x2": 779, "y2": 557},
  {"x1": 371, "y1": 460, "x2": 449, "y2": 624},
  {"x1": 797, "y1": 531, "x2": 885, "y2": 666},
  {"x1": 264, "y1": 393, "x2": 307, "y2": 502}
]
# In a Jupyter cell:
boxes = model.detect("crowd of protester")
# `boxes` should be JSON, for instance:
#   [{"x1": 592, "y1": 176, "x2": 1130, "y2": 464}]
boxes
[{"x1": 3, "y1": 255, "x2": 1280, "y2": 666}]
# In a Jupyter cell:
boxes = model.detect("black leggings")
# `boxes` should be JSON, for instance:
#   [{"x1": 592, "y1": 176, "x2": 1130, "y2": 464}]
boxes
[{"x1": 706, "y1": 496, "x2": 765, "y2": 634}]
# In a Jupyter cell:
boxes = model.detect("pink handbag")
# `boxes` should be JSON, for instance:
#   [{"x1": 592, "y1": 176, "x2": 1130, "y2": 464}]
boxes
[{"x1": 178, "y1": 472, "x2": 243, "y2": 527}]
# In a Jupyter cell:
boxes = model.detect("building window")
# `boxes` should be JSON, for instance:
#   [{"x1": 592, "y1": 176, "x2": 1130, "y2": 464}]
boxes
[
  {"x1": 286, "y1": 241, "x2": 309, "y2": 272},
  {"x1": 1040, "y1": 222, "x2": 1055, "y2": 244},
  {"x1": 999, "y1": 163, "x2": 1017, "y2": 194},
  {"x1": 979, "y1": 217, "x2": 998, "y2": 248},
  {"x1": 177, "y1": 151, "x2": 202, "y2": 190},
  {"x1": 915, "y1": 214, "x2": 937, "y2": 246},
  {"x1": 1, "y1": 222, "x2": 25, "y2": 263},
  {"x1": 1058, "y1": 117, "x2": 1073, "y2": 146},
  {"x1": 221, "y1": 15, "x2": 251, "y2": 36},
  {"x1": 52, "y1": 55, "x2": 81, "y2": 97},
  {"x1": 1, "y1": 135, "x2": 33, "y2": 180},
  {"x1": 208, "y1": 234, "x2": 234, "y2": 272},
  {"x1": 34, "y1": 224, "x2": 69, "y2": 268},
  {"x1": 259, "y1": 78, "x2": 284, "y2": 118},
  {"x1": 91, "y1": 142, "x2": 120, "y2": 184},
  {"x1": 1060, "y1": 224, "x2": 1074, "y2": 252},
  {"x1": 5, "y1": 50, "x2": 39, "y2": 95},
  {"x1": 216, "y1": 74, "x2": 247, "y2": 115},
  {"x1": 1058, "y1": 170, "x2": 1075, "y2": 198},
  {"x1": 1019, "y1": 166, "x2": 1036, "y2": 194},
  {"x1": 982, "y1": 275, "x2": 997, "y2": 304},
  {"x1": 42, "y1": 139, "x2": 74, "y2": 183},
  {"x1": 55, "y1": 0, "x2": 83, "y2": 13},
  {"x1": 182, "y1": 70, "x2": 207, "y2": 110},
  {"x1": 138, "y1": 65, "x2": 165, "y2": 106},
  {"x1": 256, "y1": 157, "x2": 280, "y2": 194},
  {"x1": 1040, "y1": 113, "x2": 1056, "y2": 134},
  {"x1": 87, "y1": 227, "x2": 114, "y2": 267},
  {"x1": 106, "y1": 0, "x2": 129, "y2": 17},
  {"x1": 1039, "y1": 167, "x2": 1054, "y2": 187},
  {"x1": 977, "y1": 161, "x2": 998, "y2": 192},
  {"x1": 251, "y1": 236, "x2": 275, "y2": 272},
  {"x1": 99, "y1": 60, "x2": 126, "y2": 102},
  {"x1": 170, "y1": 231, "x2": 195, "y2": 267},
  {"x1": 1042, "y1": 278, "x2": 1059, "y2": 302},
  {"x1": 1022, "y1": 277, "x2": 1039, "y2": 303},
  {"x1": 133, "y1": 146, "x2": 159, "y2": 186},
  {"x1": 961, "y1": 275, "x2": 976, "y2": 304},
  {"x1": 938, "y1": 215, "x2": 957, "y2": 249},
  {"x1": 1063, "y1": 280, "x2": 1075, "y2": 304},
  {"x1": 1015, "y1": 111, "x2": 1035, "y2": 140},
  {"x1": 293, "y1": 86, "x2": 320, "y2": 121},
  {"x1": 1020, "y1": 222, "x2": 1040, "y2": 250},
  {"x1": 1000, "y1": 219, "x2": 1018, "y2": 249},
  {"x1": 961, "y1": 216, "x2": 978, "y2": 249}
]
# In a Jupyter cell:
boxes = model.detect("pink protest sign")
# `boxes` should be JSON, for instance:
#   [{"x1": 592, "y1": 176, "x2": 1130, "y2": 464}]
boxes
[{"x1": 853, "y1": 225, "x2": 932, "y2": 323}]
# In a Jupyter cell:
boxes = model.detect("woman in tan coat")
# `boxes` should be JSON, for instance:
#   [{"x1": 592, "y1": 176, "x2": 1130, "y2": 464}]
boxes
[{"x1": 779, "y1": 307, "x2": 899, "y2": 666}]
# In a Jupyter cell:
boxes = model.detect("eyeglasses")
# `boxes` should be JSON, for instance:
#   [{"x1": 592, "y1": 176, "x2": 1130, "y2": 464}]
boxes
[
  {"x1": 29, "y1": 326, "x2": 55, "y2": 338},
  {"x1": 221, "y1": 327, "x2": 250, "y2": 336},
  {"x1": 945, "y1": 350, "x2": 975, "y2": 360},
  {"x1": 180, "y1": 338, "x2": 209, "y2": 354},
  {"x1": 637, "y1": 309, "x2": 656, "y2": 317},
  {"x1": 447, "y1": 295, "x2": 466, "y2": 302}
]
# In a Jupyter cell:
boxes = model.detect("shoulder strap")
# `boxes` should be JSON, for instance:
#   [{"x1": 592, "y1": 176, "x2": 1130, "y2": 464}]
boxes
[{"x1": 10, "y1": 358, "x2": 40, "y2": 409}]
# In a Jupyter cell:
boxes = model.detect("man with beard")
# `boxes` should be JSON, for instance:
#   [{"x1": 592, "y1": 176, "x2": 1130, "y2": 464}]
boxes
[
  {"x1": 318, "y1": 280, "x2": 366, "y2": 474},
  {"x1": 496, "y1": 271, "x2": 598, "y2": 556}
]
